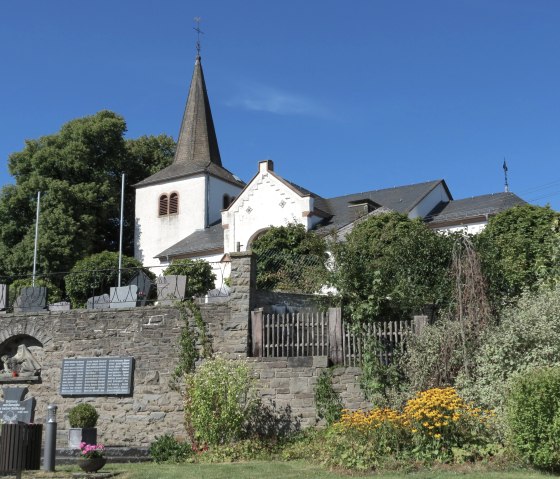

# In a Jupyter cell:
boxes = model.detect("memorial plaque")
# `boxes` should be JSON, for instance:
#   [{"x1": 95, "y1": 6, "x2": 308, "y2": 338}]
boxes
[
  {"x1": 13, "y1": 286, "x2": 47, "y2": 313},
  {"x1": 0, "y1": 387, "x2": 35, "y2": 423},
  {"x1": 60, "y1": 357, "x2": 134, "y2": 396},
  {"x1": 156, "y1": 275, "x2": 187, "y2": 305},
  {"x1": 109, "y1": 285, "x2": 138, "y2": 309},
  {"x1": 128, "y1": 271, "x2": 153, "y2": 306},
  {"x1": 86, "y1": 293, "x2": 110, "y2": 310}
]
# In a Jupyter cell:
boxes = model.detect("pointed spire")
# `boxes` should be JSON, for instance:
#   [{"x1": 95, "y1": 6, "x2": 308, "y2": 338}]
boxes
[{"x1": 173, "y1": 55, "x2": 222, "y2": 168}]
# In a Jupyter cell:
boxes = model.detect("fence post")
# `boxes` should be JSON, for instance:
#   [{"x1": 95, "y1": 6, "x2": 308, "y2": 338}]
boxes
[
  {"x1": 328, "y1": 307, "x2": 343, "y2": 365},
  {"x1": 413, "y1": 315, "x2": 428, "y2": 335},
  {"x1": 251, "y1": 308, "x2": 263, "y2": 357}
]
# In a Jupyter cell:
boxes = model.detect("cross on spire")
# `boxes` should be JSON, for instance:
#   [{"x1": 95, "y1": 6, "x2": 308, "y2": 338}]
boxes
[{"x1": 193, "y1": 17, "x2": 204, "y2": 56}]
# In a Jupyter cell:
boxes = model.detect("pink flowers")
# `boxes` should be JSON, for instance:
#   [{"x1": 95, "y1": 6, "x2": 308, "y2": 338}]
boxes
[{"x1": 79, "y1": 442, "x2": 105, "y2": 458}]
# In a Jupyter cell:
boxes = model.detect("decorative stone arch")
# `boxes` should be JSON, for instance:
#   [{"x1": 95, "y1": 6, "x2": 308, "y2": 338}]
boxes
[
  {"x1": 0, "y1": 323, "x2": 52, "y2": 350},
  {"x1": 0, "y1": 327, "x2": 50, "y2": 378},
  {"x1": 247, "y1": 227, "x2": 271, "y2": 249}
]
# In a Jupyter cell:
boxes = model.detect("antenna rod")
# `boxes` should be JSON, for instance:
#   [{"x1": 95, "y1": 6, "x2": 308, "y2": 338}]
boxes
[
  {"x1": 503, "y1": 158, "x2": 509, "y2": 193},
  {"x1": 32, "y1": 191, "x2": 41, "y2": 287},
  {"x1": 118, "y1": 173, "x2": 125, "y2": 287}
]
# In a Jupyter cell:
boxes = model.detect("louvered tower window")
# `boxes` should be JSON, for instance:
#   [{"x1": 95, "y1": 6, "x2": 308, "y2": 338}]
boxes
[
  {"x1": 169, "y1": 192, "x2": 179, "y2": 214},
  {"x1": 159, "y1": 194, "x2": 168, "y2": 216}
]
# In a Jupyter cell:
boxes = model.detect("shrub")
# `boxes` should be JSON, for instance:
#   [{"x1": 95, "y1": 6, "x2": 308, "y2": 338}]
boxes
[
  {"x1": 458, "y1": 283, "x2": 560, "y2": 411},
  {"x1": 314, "y1": 369, "x2": 342, "y2": 425},
  {"x1": 323, "y1": 408, "x2": 409, "y2": 471},
  {"x1": 318, "y1": 387, "x2": 495, "y2": 470},
  {"x1": 164, "y1": 259, "x2": 216, "y2": 298},
  {"x1": 506, "y1": 367, "x2": 560, "y2": 470},
  {"x1": 402, "y1": 319, "x2": 464, "y2": 392},
  {"x1": 403, "y1": 387, "x2": 494, "y2": 461},
  {"x1": 149, "y1": 434, "x2": 191, "y2": 463},
  {"x1": 65, "y1": 251, "x2": 148, "y2": 307},
  {"x1": 184, "y1": 356, "x2": 256, "y2": 446},
  {"x1": 68, "y1": 403, "x2": 98, "y2": 428}
]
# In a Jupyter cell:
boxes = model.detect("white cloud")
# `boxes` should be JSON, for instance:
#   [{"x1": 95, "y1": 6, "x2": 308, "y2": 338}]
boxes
[{"x1": 227, "y1": 83, "x2": 331, "y2": 118}]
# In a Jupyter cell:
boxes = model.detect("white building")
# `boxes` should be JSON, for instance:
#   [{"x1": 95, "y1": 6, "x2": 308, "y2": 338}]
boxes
[{"x1": 134, "y1": 54, "x2": 526, "y2": 271}]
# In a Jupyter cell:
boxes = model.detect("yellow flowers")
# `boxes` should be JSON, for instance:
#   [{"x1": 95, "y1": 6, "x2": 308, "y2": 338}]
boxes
[
  {"x1": 334, "y1": 387, "x2": 493, "y2": 443},
  {"x1": 336, "y1": 407, "x2": 404, "y2": 433}
]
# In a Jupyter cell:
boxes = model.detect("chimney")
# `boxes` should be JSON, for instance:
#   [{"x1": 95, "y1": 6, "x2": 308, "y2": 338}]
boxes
[{"x1": 348, "y1": 199, "x2": 378, "y2": 222}]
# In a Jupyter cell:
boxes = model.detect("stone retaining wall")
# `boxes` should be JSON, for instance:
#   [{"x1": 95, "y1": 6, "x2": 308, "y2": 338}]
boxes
[
  {"x1": 249, "y1": 357, "x2": 369, "y2": 428},
  {"x1": 0, "y1": 304, "x2": 227, "y2": 447},
  {"x1": 0, "y1": 253, "x2": 369, "y2": 447}
]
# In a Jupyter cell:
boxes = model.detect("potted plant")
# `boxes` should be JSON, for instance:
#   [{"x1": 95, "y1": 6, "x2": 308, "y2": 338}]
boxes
[
  {"x1": 67, "y1": 403, "x2": 99, "y2": 449},
  {"x1": 77, "y1": 442, "x2": 106, "y2": 473}
]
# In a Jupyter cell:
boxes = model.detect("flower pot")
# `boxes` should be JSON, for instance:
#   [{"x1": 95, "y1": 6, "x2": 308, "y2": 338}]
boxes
[
  {"x1": 68, "y1": 427, "x2": 97, "y2": 449},
  {"x1": 77, "y1": 456, "x2": 107, "y2": 473}
]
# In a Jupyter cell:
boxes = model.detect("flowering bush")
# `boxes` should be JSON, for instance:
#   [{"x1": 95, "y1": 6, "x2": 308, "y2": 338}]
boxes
[
  {"x1": 79, "y1": 442, "x2": 105, "y2": 459},
  {"x1": 403, "y1": 387, "x2": 494, "y2": 459},
  {"x1": 324, "y1": 387, "x2": 495, "y2": 469}
]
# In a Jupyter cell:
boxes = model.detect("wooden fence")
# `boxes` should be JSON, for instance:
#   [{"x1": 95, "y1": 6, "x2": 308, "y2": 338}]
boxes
[{"x1": 251, "y1": 308, "x2": 427, "y2": 365}]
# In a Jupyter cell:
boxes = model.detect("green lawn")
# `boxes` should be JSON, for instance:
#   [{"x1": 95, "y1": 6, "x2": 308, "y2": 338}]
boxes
[
  {"x1": 97, "y1": 461, "x2": 551, "y2": 479},
  {"x1": 15, "y1": 461, "x2": 554, "y2": 479}
]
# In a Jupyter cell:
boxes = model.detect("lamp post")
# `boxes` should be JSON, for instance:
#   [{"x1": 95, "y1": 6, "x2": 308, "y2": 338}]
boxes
[{"x1": 43, "y1": 404, "x2": 57, "y2": 471}]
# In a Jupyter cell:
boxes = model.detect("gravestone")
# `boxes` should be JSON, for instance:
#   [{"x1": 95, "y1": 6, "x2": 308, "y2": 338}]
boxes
[
  {"x1": 128, "y1": 271, "x2": 153, "y2": 306},
  {"x1": 0, "y1": 387, "x2": 36, "y2": 423},
  {"x1": 0, "y1": 284, "x2": 8, "y2": 313},
  {"x1": 13, "y1": 287, "x2": 47, "y2": 313},
  {"x1": 156, "y1": 275, "x2": 187, "y2": 305},
  {"x1": 109, "y1": 285, "x2": 138, "y2": 309},
  {"x1": 49, "y1": 301, "x2": 71, "y2": 311},
  {"x1": 86, "y1": 294, "x2": 110, "y2": 310}
]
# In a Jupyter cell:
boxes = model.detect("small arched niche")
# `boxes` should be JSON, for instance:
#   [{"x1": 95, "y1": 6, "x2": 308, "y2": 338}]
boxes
[{"x1": 0, "y1": 335, "x2": 44, "y2": 381}]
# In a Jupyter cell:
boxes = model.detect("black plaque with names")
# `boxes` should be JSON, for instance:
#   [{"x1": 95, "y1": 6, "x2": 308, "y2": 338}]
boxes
[{"x1": 60, "y1": 357, "x2": 134, "y2": 396}]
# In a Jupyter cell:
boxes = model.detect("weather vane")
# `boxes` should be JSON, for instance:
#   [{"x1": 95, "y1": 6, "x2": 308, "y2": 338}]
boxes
[
  {"x1": 503, "y1": 158, "x2": 510, "y2": 193},
  {"x1": 194, "y1": 17, "x2": 204, "y2": 56}
]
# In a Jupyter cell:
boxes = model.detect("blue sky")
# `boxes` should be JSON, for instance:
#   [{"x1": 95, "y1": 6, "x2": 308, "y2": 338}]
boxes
[{"x1": 1, "y1": 0, "x2": 559, "y2": 210}]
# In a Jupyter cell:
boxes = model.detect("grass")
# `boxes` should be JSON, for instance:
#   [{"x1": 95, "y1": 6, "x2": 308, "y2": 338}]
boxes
[{"x1": 13, "y1": 461, "x2": 550, "y2": 479}]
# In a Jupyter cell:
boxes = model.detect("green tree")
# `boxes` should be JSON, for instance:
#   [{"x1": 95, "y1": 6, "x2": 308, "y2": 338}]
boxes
[
  {"x1": 0, "y1": 111, "x2": 174, "y2": 278},
  {"x1": 65, "y1": 251, "x2": 147, "y2": 307},
  {"x1": 476, "y1": 204, "x2": 560, "y2": 307},
  {"x1": 164, "y1": 259, "x2": 216, "y2": 298},
  {"x1": 331, "y1": 212, "x2": 453, "y2": 324},
  {"x1": 251, "y1": 223, "x2": 329, "y2": 293}
]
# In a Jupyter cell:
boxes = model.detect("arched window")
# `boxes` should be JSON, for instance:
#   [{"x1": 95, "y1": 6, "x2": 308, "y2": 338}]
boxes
[
  {"x1": 159, "y1": 194, "x2": 168, "y2": 216},
  {"x1": 159, "y1": 192, "x2": 179, "y2": 216},
  {"x1": 169, "y1": 192, "x2": 179, "y2": 214},
  {"x1": 223, "y1": 194, "x2": 230, "y2": 209}
]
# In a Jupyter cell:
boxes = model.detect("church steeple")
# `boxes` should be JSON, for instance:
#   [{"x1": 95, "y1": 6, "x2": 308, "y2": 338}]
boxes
[
  {"x1": 173, "y1": 55, "x2": 222, "y2": 168},
  {"x1": 134, "y1": 54, "x2": 243, "y2": 188}
]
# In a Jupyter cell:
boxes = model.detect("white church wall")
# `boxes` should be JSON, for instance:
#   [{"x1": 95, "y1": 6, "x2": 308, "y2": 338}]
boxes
[
  {"x1": 408, "y1": 182, "x2": 451, "y2": 220},
  {"x1": 134, "y1": 175, "x2": 207, "y2": 267},
  {"x1": 207, "y1": 177, "x2": 243, "y2": 225},
  {"x1": 434, "y1": 221, "x2": 488, "y2": 235},
  {"x1": 222, "y1": 161, "x2": 312, "y2": 254}
]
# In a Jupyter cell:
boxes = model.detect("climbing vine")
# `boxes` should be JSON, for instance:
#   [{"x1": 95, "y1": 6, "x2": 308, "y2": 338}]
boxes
[{"x1": 170, "y1": 300, "x2": 212, "y2": 391}]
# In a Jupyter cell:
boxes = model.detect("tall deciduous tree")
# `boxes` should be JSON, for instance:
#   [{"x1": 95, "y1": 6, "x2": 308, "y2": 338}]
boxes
[
  {"x1": 0, "y1": 111, "x2": 175, "y2": 278},
  {"x1": 331, "y1": 212, "x2": 453, "y2": 324},
  {"x1": 476, "y1": 204, "x2": 560, "y2": 307}
]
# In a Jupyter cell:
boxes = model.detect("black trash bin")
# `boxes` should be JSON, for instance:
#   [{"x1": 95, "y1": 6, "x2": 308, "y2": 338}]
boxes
[{"x1": 0, "y1": 423, "x2": 43, "y2": 473}]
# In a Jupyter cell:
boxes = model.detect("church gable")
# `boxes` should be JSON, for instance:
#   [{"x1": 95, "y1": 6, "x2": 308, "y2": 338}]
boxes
[{"x1": 222, "y1": 160, "x2": 314, "y2": 253}]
